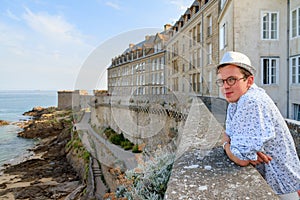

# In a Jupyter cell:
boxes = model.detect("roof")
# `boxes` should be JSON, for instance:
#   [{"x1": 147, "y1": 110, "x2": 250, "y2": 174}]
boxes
[{"x1": 192, "y1": 0, "x2": 200, "y2": 7}]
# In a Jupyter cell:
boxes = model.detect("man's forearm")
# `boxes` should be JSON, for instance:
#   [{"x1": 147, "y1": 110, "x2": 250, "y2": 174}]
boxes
[{"x1": 223, "y1": 143, "x2": 250, "y2": 167}]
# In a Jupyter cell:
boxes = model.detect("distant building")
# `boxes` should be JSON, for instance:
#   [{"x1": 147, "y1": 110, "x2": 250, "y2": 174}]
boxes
[
  {"x1": 106, "y1": 0, "x2": 300, "y2": 120},
  {"x1": 107, "y1": 25, "x2": 172, "y2": 98},
  {"x1": 218, "y1": 0, "x2": 300, "y2": 119},
  {"x1": 166, "y1": 0, "x2": 219, "y2": 97},
  {"x1": 290, "y1": 0, "x2": 300, "y2": 120}
]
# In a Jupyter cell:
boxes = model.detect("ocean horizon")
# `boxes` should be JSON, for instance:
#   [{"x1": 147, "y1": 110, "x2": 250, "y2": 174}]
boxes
[{"x1": 0, "y1": 90, "x2": 58, "y2": 166}]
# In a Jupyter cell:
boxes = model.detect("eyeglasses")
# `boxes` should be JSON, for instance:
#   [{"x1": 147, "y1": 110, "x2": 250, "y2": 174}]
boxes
[{"x1": 216, "y1": 76, "x2": 246, "y2": 87}]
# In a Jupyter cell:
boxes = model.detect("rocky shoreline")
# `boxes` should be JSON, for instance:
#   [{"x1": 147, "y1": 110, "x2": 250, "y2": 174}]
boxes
[
  {"x1": 0, "y1": 120, "x2": 10, "y2": 126},
  {"x1": 0, "y1": 107, "x2": 92, "y2": 200}
]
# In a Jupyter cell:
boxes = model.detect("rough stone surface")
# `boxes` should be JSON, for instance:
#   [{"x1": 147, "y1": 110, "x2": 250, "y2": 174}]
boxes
[
  {"x1": 165, "y1": 147, "x2": 280, "y2": 200},
  {"x1": 0, "y1": 107, "x2": 90, "y2": 200},
  {"x1": 85, "y1": 95, "x2": 299, "y2": 199},
  {"x1": 0, "y1": 120, "x2": 10, "y2": 126},
  {"x1": 164, "y1": 98, "x2": 281, "y2": 199},
  {"x1": 286, "y1": 119, "x2": 300, "y2": 157}
]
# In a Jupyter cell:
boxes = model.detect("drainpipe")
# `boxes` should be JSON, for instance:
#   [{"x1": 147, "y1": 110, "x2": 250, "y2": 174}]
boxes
[
  {"x1": 232, "y1": 0, "x2": 235, "y2": 51},
  {"x1": 287, "y1": 0, "x2": 290, "y2": 118},
  {"x1": 201, "y1": 12, "x2": 204, "y2": 96}
]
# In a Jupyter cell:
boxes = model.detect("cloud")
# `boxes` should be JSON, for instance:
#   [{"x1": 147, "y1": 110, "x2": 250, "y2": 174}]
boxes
[
  {"x1": 5, "y1": 9, "x2": 21, "y2": 21},
  {"x1": 168, "y1": 0, "x2": 192, "y2": 12},
  {"x1": 0, "y1": 6, "x2": 95, "y2": 90},
  {"x1": 105, "y1": 1, "x2": 121, "y2": 10},
  {"x1": 22, "y1": 7, "x2": 83, "y2": 44}
]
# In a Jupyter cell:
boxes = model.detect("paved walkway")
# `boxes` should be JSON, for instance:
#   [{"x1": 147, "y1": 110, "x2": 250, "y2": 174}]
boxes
[{"x1": 76, "y1": 111, "x2": 137, "y2": 170}]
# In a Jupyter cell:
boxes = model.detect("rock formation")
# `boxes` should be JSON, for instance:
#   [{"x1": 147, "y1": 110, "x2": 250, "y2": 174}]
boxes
[{"x1": 0, "y1": 107, "x2": 94, "y2": 200}]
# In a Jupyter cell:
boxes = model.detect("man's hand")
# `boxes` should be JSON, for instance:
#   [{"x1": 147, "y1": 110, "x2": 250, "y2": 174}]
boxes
[
  {"x1": 222, "y1": 133, "x2": 272, "y2": 167},
  {"x1": 250, "y1": 152, "x2": 272, "y2": 166}
]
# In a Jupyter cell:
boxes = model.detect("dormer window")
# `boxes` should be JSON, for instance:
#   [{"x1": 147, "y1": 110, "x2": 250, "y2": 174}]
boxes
[{"x1": 220, "y1": 0, "x2": 226, "y2": 9}]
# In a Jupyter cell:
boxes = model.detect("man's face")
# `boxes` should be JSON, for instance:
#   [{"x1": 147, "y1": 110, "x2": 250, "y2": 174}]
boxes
[{"x1": 217, "y1": 65, "x2": 253, "y2": 103}]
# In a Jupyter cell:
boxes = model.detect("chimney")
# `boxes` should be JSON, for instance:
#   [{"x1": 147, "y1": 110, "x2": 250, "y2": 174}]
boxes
[
  {"x1": 164, "y1": 24, "x2": 172, "y2": 31},
  {"x1": 129, "y1": 43, "x2": 135, "y2": 49},
  {"x1": 145, "y1": 35, "x2": 150, "y2": 40}
]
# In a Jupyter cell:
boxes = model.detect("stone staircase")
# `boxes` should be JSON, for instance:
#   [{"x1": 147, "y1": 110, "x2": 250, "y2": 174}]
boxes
[{"x1": 91, "y1": 157, "x2": 109, "y2": 199}]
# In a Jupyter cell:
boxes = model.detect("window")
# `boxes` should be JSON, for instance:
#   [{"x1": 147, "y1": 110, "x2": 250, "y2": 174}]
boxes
[
  {"x1": 207, "y1": 43, "x2": 212, "y2": 64},
  {"x1": 291, "y1": 7, "x2": 300, "y2": 38},
  {"x1": 294, "y1": 104, "x2": 300, "y2": 121},
  {"x1": 189, "y1": 30, "x2": 192, "y2": 47},
  {"x1": 197, "y1": 49, "x2": 201, "y2": 68},
  {"x1": 208, "y1": 71, "x2": 213, "y2": 93},
  {"x1": 192, "y1": 27, "x2": 196, "y2": 45},
  {"x1": 197, "y1": 23, "x2": 201, "y2": 43},
  {"x1": 193, "y1": 50, "x2": 197, "y2": 68},
  {"x1": 207, "y1": 15, "x2": 212, "y2": 36},
  {"x1": 156, "y1": 73, "x2": 159, "y2": 84},
  {"x1": 152, "y1": 74, "x2": 155, "y2": 84},
  {"x1": 173, "y1": 77, "x2": 178, "y2": 91},
  {"x1": 261, "y1": 57, "x2": 279, "y2": 85},
  {"x1": 219, "y1": 22, "x2": 227, "y2": 50},
  {"x1": 189, "y1": 74, "x2": 193, "y2": 92},
  {"x1": 220, "y1": 0, "x2": 226, "y2": 9},
  {"x1": 196, "y1": 73, "x2": 200, "y2": 93},
  {"x1": 291, "y1": 56, "x2": 300, "y2": 84},
  {"x1": 160, "y1": 57, "x2": 164, "y2": 69},
  {"x1": 160, "y1": 72, "x2": 164, "y2": 84},
  {"x1": 173, "y1": 60, "x2": 178, "y2": 73},
  {"x1": 262, "y1": 11, "x2": 279, "y2": 40}
]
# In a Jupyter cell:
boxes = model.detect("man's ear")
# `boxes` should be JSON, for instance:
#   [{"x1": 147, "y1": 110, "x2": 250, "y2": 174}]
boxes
[{"x1": 247, "y1": 75, "x2": 254, "y2": 87}]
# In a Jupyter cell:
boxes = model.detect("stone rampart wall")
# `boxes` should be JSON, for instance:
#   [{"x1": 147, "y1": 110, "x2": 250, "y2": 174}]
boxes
[
  {"x1": 57, "y1": 91, "x2": 74, "y2": 110},
  {"x1": 90, "y1": 102, "x2": 181, "y2": 153},
  {"x1": 86, "y1": 95, "x2": 283, "y2": 199},
  {"x1": 58, "y1": 90, "x2": 92, "y2": 110},
  {"x1": 286, "y1": 119, "x2": 300, "y2": 157}
]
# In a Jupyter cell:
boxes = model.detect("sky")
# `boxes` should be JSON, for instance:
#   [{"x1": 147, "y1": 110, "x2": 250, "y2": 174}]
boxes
[{"x1": 0, "y1": 0, "x2": 194, "y2": 91}]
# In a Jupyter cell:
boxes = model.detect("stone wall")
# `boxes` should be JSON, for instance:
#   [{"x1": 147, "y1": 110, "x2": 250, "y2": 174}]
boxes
[
  {"x1": 87, "y1": 94, "x2": 282, "y2": 199},
  {"x1": 90, "y1": 99, "x2": 183, "y2": 154},
  {"x1": 58, "y1": 90, "x2": 92, "y2": 110},
  {"x1": 286, "y1": 119, "x2": 300, "y2": 157},
  {"x1": 57, "y1": 91, "x2": 73, "y2": 110}
]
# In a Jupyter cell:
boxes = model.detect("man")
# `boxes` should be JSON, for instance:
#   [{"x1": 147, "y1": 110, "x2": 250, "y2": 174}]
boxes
[{"x1": 216, "y1": 51, "x2": 300, "y2": 200}]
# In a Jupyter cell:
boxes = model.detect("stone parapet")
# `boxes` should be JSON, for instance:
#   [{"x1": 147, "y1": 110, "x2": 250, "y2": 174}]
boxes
[
  {"x1": 165, "y1": 147, "x2": 279, "y2": 200},
  {"x1": 286, "y1": 119, "x2": 300, "y2": 157},
  {"x1": 165, "y1": 97, "x2": 279, "y2": 199}
]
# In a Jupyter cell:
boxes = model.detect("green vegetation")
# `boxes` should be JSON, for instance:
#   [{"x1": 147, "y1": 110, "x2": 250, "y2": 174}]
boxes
[
  {"x1": 132, "y1": 144, "x2": 142, "y2": 153},
  {"x1": 66, "y1": 131, "x2": 90, "y2": 162},
  {"x1": 121, "y1": 140, "x2": 134, "y2": 150},
  {"x1": 103, "y1": 127, "x2": 141, "y2": 153},
  {"x1": 109, "y1": 132, "x2": 125, "y2": 145},
  {"x1": 66, "y1": 130, "x2": 91, "y2": 181}
]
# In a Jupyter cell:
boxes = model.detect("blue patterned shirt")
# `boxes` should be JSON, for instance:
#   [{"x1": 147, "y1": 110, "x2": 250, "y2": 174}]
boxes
[{"x1": 226, "y1": 84, "x2": 300, "y2": 195}]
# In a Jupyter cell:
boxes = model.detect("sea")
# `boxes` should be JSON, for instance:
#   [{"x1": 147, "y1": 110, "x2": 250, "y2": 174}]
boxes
[{"x1": 0, "y1": 90, "x2": 57, "y2": 167}]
